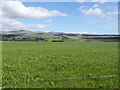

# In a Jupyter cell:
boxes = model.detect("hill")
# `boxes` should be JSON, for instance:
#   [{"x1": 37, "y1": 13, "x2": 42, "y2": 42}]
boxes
[{"x1": 0, "y1": 30, "x2": 119, "y2": 42}]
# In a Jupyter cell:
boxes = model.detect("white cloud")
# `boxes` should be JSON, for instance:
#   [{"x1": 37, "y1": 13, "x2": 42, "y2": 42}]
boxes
[
  {"x1": 106, "y1": 11, "x2": 118, "y2": 16},
  {"x1": 101, "y1": 11, "x2": 118, "y2": 19},
  {"x1": 79, "y1": 4, "x2": 118, "y2": 19},
  {"x1": 76, "y1": 0, "x2": 88, "y2": 2},
  {"x1": 1, "y1": 17, "x2": 50, "y2": 30},
  {"x1": 79, "y1": 6, "x2": 102, "y2": 15},
  {"x1": 93, "y1": 4, "x2": 99, "y2": 8},
  {"x1": 76, "y1": 0, "x2": 107, "y2": 3},
  {"x1": 91, "y1": 0, "x2": 107, "y2": 4},
  {"x1": 76, "y1": 0, "x2": 119, "y2": 4},
  {"x1": 0, "y1": 1, "x2": 67, "y2": 31},
  {"x1": 1, "y1": 1, "x2": 67, "y2": 18},
  {"x1": 67, "y1": 31, "x2": 118, "y2": 35}
]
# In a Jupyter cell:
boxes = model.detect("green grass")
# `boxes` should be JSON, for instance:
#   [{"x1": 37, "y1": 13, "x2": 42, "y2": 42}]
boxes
[{"x1": 2, "y1": 41, "x2": 118, "y2": 88}]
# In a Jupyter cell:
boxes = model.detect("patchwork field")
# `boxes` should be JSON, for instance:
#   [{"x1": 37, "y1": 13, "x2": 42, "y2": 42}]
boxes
[{"x1": 2, "y1": 41, "x2": 118, "y2": 88}]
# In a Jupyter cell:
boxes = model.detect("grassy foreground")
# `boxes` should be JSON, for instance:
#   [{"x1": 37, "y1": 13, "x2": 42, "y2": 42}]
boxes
[{"x1": 2, "y1": 41, "x2": 118, "y2": 88}]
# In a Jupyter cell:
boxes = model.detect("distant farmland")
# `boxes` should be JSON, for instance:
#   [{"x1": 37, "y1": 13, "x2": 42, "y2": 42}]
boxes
[
  {"x1": 1, "y1": 30, "x2": 120, "y2": 42},
  {"x1": 2, "y1": 41, "x2": 118, "y2": 88}
]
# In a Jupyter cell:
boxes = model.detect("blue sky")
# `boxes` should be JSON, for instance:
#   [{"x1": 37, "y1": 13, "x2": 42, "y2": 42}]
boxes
[
  {"x1": 23, "y1": 2, "x2": 118, "y2": 34},
  {"x1": 1, "y1": 1, "x2": 118, "y2": 34}
]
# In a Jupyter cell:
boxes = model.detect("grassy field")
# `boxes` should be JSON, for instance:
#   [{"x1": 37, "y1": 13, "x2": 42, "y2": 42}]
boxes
[{"x1": 2, "y1": 41, "x2": 118, "y2": 88}]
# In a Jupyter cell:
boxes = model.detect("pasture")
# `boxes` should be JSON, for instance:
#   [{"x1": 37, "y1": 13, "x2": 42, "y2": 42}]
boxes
[{"x1": 2, "y1": 41, "x2": 118, "y2": 88}]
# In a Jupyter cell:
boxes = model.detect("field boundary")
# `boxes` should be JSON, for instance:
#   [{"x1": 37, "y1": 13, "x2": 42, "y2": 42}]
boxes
[{"x1": 2, "y1": 75, "x2": 118, "y2": 82}]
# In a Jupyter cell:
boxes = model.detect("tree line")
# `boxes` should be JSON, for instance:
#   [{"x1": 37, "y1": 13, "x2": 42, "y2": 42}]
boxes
[{"x1": 1, "y1": 36, "x2": 47, "y2": 42}]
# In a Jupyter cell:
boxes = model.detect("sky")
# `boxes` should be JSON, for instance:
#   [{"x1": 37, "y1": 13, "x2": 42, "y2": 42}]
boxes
[{"x1": 0, "y1": 0, "x2": 119, "y2": 34}]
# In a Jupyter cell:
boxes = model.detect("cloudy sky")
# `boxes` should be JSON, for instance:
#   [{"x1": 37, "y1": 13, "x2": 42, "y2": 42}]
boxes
[{"x1": 0, "y1": 0, "x2": 119, "y2": 34}]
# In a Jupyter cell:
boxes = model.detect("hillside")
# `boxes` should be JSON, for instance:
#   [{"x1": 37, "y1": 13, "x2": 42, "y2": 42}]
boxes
[{"x1": 0, "y1": 30, "x2": 119, "y2": 42}]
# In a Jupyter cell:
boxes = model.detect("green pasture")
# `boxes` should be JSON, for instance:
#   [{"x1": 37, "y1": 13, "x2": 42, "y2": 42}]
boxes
[{"x1": 2, "y1": 41, "x2": 118, "y2": 88}]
